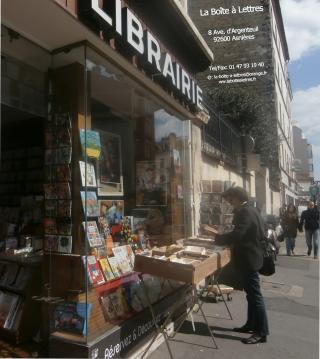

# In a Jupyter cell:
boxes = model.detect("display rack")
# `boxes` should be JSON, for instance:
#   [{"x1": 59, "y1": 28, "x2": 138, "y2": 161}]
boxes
[{"x1": 134, "y1": 247, "x2": 231, "y2": 359}]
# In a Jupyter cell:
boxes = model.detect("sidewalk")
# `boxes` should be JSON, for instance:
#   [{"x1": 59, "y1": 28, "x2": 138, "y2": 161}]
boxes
[{"x1": 148, "y1": 233, "x2": 319, "y2": 359}]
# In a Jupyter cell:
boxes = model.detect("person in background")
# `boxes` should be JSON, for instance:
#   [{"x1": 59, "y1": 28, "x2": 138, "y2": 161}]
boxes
[
  {"x1": 281, "y1": 204, "x2": 299, "y2": 256},
  {"x1": 215, "y1": 187, "x2": 269, "y2": 344},
  {"x1": 299, "y1": 201, "x2": 319, "y2": 259}
]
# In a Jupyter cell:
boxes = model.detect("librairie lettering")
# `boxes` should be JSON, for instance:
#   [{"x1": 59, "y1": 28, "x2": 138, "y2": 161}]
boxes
[{"x1": 89, "y1": 0, "x2": 203, "y2": 110}]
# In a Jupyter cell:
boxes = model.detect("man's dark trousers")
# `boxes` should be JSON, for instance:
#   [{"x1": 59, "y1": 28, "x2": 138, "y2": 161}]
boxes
[{"x1": 243, "y1": 271, "x2": 269, "y2": 336}]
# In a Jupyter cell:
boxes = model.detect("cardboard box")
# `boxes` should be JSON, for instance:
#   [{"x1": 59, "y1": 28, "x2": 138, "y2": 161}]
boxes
[{"x1": 134, "y1": 248, "x2": 231, "y2": 285}]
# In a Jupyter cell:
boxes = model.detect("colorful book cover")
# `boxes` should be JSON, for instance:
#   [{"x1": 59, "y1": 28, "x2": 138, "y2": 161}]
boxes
[
  {"x1": 53, "y1": 302, "x2": 92, "y2": 335},
  {"x1": 100, "y1": 295, "x2": 117, "y2": 322},
  {"x1": 58, "y1": 200, "x2": 72, "y2": 217},
  {"x1": 81, "y1": 191, "x2": 99, "y2": 217},
  {"x1": 79, "y1": 161, "x2": 97, "y2": 187},
  {"x1": 79, "y1": 129, "x2": 101, "y2": 159},
  {"x1": 83, "y1": 255, "x2": 105, "y2": 286},
  {"x1": 107, "y1": 257, "x2": 121, "y2": 278},
  {"x1": 58, "y1": 236, "x2": 72, "y2": 254},
  {"x1": 99, "y1": 258, "x2": 115, "y2": 281},
  {"x1": 44, "y1": 218, "x2": 57, "y2": 235},
  {"x1": 83, "y1": 221, "x2": 103, "y2": 247},
  {"x1": 112, "y1": 246, "x2": 132, "y2": 274},
  {"x1": 56, "y1": 164, "x2": 71, "y2": 182}
]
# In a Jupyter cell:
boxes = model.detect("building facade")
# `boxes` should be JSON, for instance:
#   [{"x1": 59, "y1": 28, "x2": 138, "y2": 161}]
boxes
[
  {"x1": 187, "y1": 0, "x2": 296, "y2": 218},
  {"x1": 293, "y1": 125, "x2": 315, "y2": 207}
]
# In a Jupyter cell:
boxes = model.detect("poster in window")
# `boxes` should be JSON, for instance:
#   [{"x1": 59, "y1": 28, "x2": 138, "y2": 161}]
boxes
[
  {"x1": 97, "y1": 131, "x2": 123, "y2": 196},
  {"x1": 136, "y1": 161, "x2": 167, "y2": 206}
]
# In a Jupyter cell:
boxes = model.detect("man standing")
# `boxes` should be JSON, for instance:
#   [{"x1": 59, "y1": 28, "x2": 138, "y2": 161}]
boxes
[
  {"x1": 215, "y1": 187, "x2": 269, "y2": 344},
  {"x1": 299, "y1": 201, "x2": 319, "y2": 259}
]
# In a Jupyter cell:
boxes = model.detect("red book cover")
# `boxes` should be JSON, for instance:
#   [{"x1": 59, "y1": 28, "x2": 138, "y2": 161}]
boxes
[{"x1": 82, "y1": 255, "x2": 105, "y2": 286}]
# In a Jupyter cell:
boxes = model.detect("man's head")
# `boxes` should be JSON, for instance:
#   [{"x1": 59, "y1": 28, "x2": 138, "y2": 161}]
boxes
[
  {"x1": 308, "y1": 201, "x2": 315, "y2": 209},
  {"x1": 222, "y1": 187, "x2": 249, "y2": 209}
]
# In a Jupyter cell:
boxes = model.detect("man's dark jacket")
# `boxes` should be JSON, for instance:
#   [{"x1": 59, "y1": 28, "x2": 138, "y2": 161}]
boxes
[
  {"x1": 299, "y1": 207, "x2": 319, "y2": 231},
  {"x1": 215, "y1": 203, "x2": 264, "y2": 272}
]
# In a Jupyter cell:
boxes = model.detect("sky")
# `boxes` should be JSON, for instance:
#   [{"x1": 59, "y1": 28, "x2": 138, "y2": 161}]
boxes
[{"x1": 280, "y1": 0, "x2": 320, "y2": 180}]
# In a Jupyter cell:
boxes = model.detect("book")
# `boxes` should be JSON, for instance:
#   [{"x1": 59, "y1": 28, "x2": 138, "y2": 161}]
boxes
[
  {"x1": 53, "y1": 302, "x2": 92, "y2": 335},
  {"x1": 45, "y1": 200, "x2": 58, "y2": 217},
  {"x1": 112, "y1": 246, "x2": 132, "y2": 273},
  {"x1": 108, "y1": 287, "x2": 129, "y2": 318},
  {"x1": 56, "y1": 147, "x2": 72, "y2": 164},
  {"x1": 44, "y1": 235, "x2": 59, "y2": 251},
  {"x1": 56, "y1": 182, "x2": 71, "y2": 199},
  {"x1": 56, "y1": 164, "x2": 71, "y2": 182},
  {"x1": 100, "y1": 294, "x2": 117, "y2": 322},
  {"x1": 83, "y1": 221, "x2": 103, "y2": 247},
  {"x1": 83, "y1": 255, "x2": 105, "y2": 286},
  {"x1": 81, "y1": 191, "x2": 99, "y2": 217},
  {"x1": 58, "y1": 236, "x2": 72, "y2": 253},
  {"x1": 57, "y1": 218, "x2": 72, "y2": 236},
  {"x1": 79, "y1": 161, "x2": 97, "y2": 187},
  {"x1": 107, "y1": 257, "x2": 121, "y2": 278},
  {"x1": 79, "y1": 129, "x2": 101, "y2": 158},
  {"x1": 58, "y1": 200, "x2": 72, "y2": 217},
  {"x1": 44, "y1": 184, "x2": 57, "y2": 200},
  {"x1": 99, "y1": 258, "x2": 115, "y2": 281},
  {"x1": 125, "y1": 245, "x2": 135, "y2": 269},
  {"x1": 44, "y1": 218, "x2": 58, "y2": 235}
]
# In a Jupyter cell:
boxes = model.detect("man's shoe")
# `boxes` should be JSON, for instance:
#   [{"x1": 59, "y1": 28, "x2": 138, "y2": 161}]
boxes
[
  {"x1": 241, "y1": 334, "x2": 267, "y2": 344},
  {"x1": 307, "y1": 250, "x2": 311, "y2": 256},
  {"x1": 233, "y1": 325, "x2": 254, "y2": 333}
]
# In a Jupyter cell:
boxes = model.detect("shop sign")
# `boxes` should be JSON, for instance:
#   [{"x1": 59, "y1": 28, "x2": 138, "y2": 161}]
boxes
[
  {"x1": 80, "y1": 0, "x2": 203, "y2": 110},
  {"x1": 188, "y1": 0, "x2": 272, "y2": 90}
]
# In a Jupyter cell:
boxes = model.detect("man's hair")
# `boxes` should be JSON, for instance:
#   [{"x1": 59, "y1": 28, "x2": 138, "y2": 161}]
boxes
[{"x1": 222, "y1": 186, "x2": 249, "y2": 202}]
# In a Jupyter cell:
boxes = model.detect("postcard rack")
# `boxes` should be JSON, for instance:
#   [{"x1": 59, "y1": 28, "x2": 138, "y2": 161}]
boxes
[{"x1": 134, "y1": 247, "x2": 231, "y2": 359}]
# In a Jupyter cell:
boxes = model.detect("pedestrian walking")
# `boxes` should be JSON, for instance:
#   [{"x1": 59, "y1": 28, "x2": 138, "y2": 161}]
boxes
[
  {"x1": 280, "y1": 204, "x2": 299, "y2": 256},
  {"x1": 215, "y1": 187, "x2": 269, "y2": 344},
  {"x1": 299, "y1": 201, "x2": 319, "y2": 259}
]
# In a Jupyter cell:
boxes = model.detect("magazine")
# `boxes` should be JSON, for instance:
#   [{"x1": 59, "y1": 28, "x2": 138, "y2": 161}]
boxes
[
  {"x1": 81, "y1": 191, "x2": 99, "y2": 217},
  {"x1": 83, "y1": 255, "x2": 105, "y2": 286},
  {"x1": 79, "y1": 161, "x2": 97, "y2": 187},
  {"x1": 82, "y1": 221, "x2": 103, "y2": 248},
  {"x1": 56, "y1": 183, "x2": 71, "y2": 199},
  {"x1": 57, "y1": 218, "x2": 72, "y2": 236}
]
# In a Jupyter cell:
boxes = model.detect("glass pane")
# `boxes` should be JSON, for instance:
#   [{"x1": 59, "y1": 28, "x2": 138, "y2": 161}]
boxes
[{"x1": 80, "y1": 46, "x2": 191, "y2": 341}]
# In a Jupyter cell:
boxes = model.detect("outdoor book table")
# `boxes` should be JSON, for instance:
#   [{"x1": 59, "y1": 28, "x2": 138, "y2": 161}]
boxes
[{"x1": 134, "y1": 246, "x2": 231, "y2": 359}]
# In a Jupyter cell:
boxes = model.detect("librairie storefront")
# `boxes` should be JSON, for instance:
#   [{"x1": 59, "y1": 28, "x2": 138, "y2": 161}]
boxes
[{"x1": 0, "y1": 1, "x2": 211, "y2": 357}]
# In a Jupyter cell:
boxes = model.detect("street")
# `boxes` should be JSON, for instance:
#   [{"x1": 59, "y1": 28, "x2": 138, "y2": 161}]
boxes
[{"x1": 149, "y1": 234, "x2": 319, "y2": 359}]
